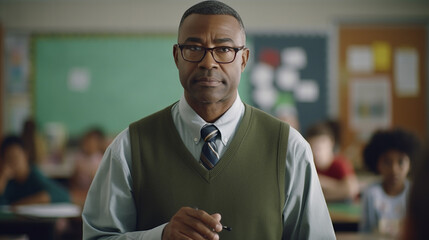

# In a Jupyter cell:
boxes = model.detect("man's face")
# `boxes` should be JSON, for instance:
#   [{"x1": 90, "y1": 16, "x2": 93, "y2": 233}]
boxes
[{"x1": 174, "y1": 14, "x2": 249, "y2": 107}]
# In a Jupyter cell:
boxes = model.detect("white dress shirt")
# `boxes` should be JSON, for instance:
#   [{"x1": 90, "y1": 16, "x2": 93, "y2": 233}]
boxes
[{"x1": 82, "y1": 95, "x2": 335, "y2": 240}]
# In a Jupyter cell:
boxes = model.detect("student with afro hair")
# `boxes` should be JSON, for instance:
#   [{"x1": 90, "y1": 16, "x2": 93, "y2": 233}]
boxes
[{"x1": 359, "y1": 128, "x2": 420, "y2": 237}]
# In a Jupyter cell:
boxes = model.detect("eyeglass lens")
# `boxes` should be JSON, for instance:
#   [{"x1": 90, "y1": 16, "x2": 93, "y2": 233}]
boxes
[{"x1": 181, "y1": 46, "x2": 238, "y2": 63}]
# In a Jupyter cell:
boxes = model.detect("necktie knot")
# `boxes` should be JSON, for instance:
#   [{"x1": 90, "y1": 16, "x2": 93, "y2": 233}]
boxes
[
  {"x1": 201, "y1": 125, "x2": 219, "y2": 143},
  {"x1": 200, "y1": 125, "x2": 220, "y2": 170}
]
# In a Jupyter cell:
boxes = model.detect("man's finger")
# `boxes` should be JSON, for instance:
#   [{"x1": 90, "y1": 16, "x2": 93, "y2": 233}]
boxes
[{"x1": 188, "y1": 208, "x2": 222, "y2": 232}]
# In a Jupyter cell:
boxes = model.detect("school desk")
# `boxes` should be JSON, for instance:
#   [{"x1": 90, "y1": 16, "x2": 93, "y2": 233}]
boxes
[
  {"x1": 336, "y1": 232, "x2": 398, "y2": 240},
  {"x1": 328, "y1": 201, "x2": 361, "y2": 232},
  {"x1": 0, "y1": 203, "x2": 80, "y2": 240}
]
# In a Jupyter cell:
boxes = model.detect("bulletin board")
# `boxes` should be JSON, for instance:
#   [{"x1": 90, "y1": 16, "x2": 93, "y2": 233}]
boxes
[
  {"x1": 246, "y1": 33, "x2": 328, "y2": 133},
  {"x1": 33, "y1": 35, "x2": 182, "y2": 137},
  {"x1": 32, "y1": 34, "x2": 253, "y2": 138},
  {"x1": 338, "y1": 24, "x2": 427, "y2": 166}
]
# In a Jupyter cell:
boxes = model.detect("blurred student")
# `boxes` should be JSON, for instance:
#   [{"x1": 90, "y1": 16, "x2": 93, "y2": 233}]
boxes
[
  {"x1": 69, "y1": 128, "x2": 105, "y2": 206},
  {"x1": 360, "y1": 128, "x2": 420, "y2": 236},
  {"x1": 401, "y1": 142, "x2": 428, "y2": 240},
  {"x1": 0, "y1": 135, "x2": 70, "y2": 205},
  {"x1": 324, "y1": 119, "x2": 341, "y2": 151},
  {"x1": 21, "y1": 118, "x2": 47, "y2": 165},
  {"x1": 306, "y1": 122, "x2": 359, "y2": 202}
]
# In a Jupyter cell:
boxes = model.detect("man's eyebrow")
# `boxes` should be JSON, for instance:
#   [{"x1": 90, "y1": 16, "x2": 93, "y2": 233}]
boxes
[
  {"x1": 213, "y1": 38, "x2": 235, "y2": 44},
  {"x1": 183, "y1": 37, "x2": 203, "y2": 44},
  {"x1": 182, "y1": 37, "x2": 236, "y2": 45}
]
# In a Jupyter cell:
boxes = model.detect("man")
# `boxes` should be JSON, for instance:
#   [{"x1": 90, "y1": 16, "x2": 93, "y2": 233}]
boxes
[{"x1": 82, "y1": 1, "x2": 335, "y2": 239}]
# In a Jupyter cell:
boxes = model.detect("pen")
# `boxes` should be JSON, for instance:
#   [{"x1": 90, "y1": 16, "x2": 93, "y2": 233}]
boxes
[
  {"x1": 193, "y1": 207, "x2": 232, "y2": 231},
  {"x1": 222, "y1": 226, "x2": 232, "y2": 231}
]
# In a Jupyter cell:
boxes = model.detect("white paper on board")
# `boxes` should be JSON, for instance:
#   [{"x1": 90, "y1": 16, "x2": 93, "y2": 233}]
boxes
[
  {"x1": 281, "y1": 47, "x2": 307, "y2": 69},
  {"x1": 276, "y1": 67, "x2": 299, "y2": 91},
  {"x1": 68, "y1": 68, "x2": 91, "y2": 92},
  {"x1": 250, "y1": 62, "x2": 274, "y2": 88},
  {"x1": 394, "y1": 48, "x2": 419, "y2": 96},
  {"x1": 294, "y1": 80, "x2": 319, "y2": 102},
  {"x1": 252, "y1": 86, "x2": 278, "y2": 110},
  {"x1": 347, "y1": 46, "x2": 373, "y2": 73}
]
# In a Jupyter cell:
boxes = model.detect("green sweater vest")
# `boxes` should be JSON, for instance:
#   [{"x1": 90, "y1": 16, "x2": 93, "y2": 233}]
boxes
[{"x1": 129, "y1": 103, "x2": 289, "y2": 239}]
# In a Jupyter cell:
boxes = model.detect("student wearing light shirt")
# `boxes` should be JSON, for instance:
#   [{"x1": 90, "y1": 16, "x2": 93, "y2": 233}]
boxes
[{"x1": 360, "y1": 128, "x2": 420, "y2": 237}]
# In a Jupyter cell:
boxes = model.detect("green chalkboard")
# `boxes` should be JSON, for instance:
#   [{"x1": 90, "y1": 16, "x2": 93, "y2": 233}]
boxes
[
  {"x1": 33, "y1": 35, "x2": 181, "y2": 137},
  {"x1": 33, "y1": 35, "x2": 251, "y2": 137}
]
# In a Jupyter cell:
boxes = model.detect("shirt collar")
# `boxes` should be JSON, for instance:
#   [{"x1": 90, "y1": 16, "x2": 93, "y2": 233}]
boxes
[{"x1": 178, "y1": 94, "x2": 244, "y2": 146}]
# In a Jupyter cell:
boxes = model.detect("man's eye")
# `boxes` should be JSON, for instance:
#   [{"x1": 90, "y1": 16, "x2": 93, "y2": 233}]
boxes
[
  {"x1": 188, "y1": 46, "x2": 203, "y2": 51},
  {"x1": 216, "y1": 47, "x2": 233, "y2": 53}
]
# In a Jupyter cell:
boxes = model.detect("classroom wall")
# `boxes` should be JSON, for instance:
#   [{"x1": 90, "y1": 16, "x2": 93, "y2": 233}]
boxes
[
  {"x1": 1, "y1": 0, "x2": 429, "y2": 32},
  {"x1": 1, "y1": 0, "x2": 429, "y2": 138}
]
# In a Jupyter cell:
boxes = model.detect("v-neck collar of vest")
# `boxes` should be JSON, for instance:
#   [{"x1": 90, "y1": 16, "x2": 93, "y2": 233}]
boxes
[{"x1": 165, "y1": 103, "x2": 253, "y2": 183}]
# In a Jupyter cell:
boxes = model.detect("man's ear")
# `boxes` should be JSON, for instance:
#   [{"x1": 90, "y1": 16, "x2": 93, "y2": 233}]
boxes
[
  {"x1": 173, "y1": 44, "x2": 180, "y2": 68},
  {"x1": 241, "y1": 48, "x2": 250, "y2": 72}
]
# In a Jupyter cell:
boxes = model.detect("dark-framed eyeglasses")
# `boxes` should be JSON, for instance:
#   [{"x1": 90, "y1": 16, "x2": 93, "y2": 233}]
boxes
[{"x1": 177, "y1": 44, "x2": 246, "y2": 64}]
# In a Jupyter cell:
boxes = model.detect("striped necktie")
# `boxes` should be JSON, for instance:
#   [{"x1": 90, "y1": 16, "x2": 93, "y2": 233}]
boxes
[{"x1": 200, "y1": 125, "x2": 220, "y2": 170}]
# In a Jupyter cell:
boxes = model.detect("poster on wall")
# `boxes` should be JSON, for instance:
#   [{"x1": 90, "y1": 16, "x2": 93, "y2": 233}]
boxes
[
  {"x1": 347, "y1": 45, "x2": 373, "y2": 73},
  {"x1": 349, "y1": 76, "x2": 392, "y2": 139},
  {"x1": 4, "y1": 95, "x2": 31, "y2": 134},
  {"x1": 5, "y1": 34, "x2": 30, "y2": 93},
  {"x1": 394, "y1": 48, "x2": 419, "y2": 97},
  {"x1": 4, "y1": 34, "x2": 32, "y2": 134},
  {"x1": 247, "y1": 33, "x2": 328, "y2": 132}
]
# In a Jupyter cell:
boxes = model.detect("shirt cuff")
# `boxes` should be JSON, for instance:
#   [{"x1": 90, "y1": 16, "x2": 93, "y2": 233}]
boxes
[{"x1": 142, "y1": 223, "x2": 167, "y2": 240}]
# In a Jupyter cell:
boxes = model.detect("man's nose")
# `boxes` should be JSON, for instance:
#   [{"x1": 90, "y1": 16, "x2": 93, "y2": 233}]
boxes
[{"x1": 198, "y1": 51, "x2": 219, "y2": 69}]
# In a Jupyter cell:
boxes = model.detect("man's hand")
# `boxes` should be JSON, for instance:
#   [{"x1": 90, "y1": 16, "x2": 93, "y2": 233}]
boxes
[
  {"x1": 0, "y1": 164, "x2": 14, "y2": 194},
  {"x1": 162, "y1": 207, "x2": 223, "y2": 240}
]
